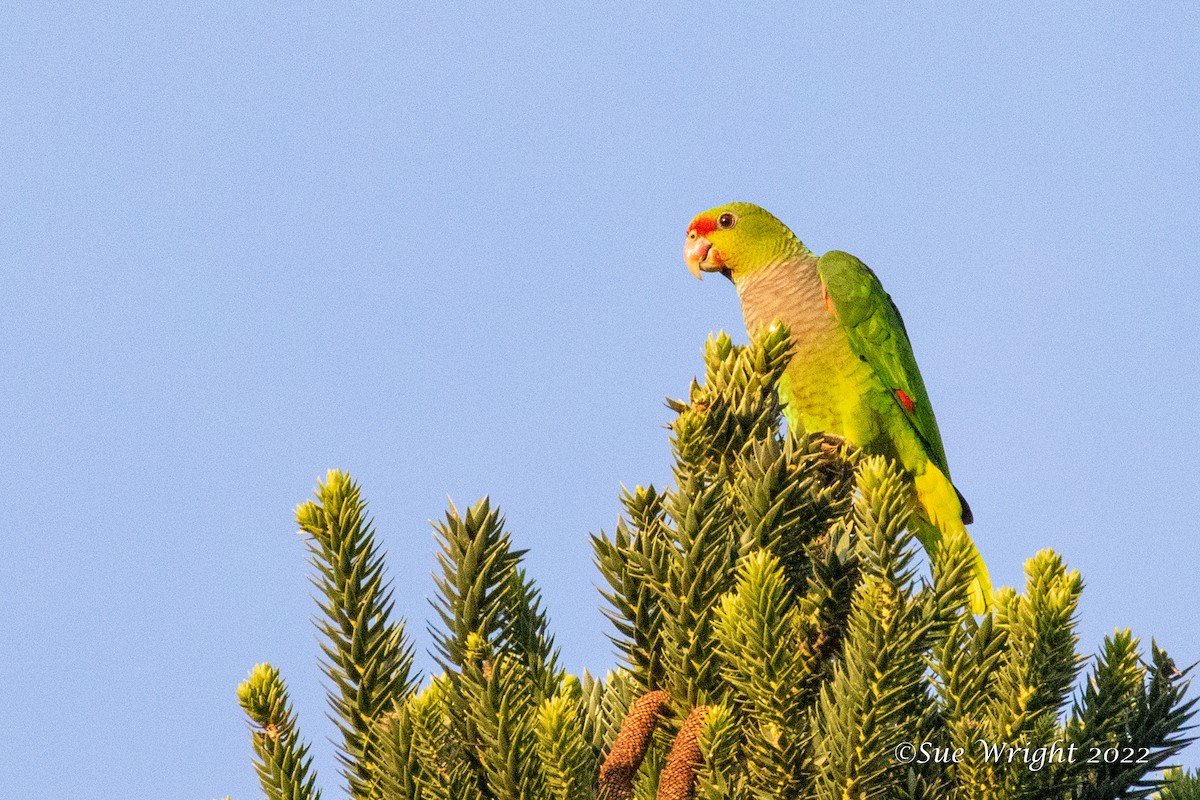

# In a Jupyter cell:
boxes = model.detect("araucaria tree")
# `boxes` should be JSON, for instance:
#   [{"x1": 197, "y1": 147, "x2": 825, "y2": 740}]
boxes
[{"x1": 237, "y1": 327, "x2": 1195, "y2": 800}]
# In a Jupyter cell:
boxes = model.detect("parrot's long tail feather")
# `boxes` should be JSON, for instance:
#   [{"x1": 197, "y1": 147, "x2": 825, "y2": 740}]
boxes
[
  {"x1": 964, "y1": 538, "x2": 995, "y2": 616},
  {"x1": 910, "y1": 513, "x2": 994, "y2": 614},
  {"x1": 911, "y1": 467, "x2": 995, "y2": 614}
]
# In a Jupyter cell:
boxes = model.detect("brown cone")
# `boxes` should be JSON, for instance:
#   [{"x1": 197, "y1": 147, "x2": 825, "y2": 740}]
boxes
[
  {"x1": 598, "y1": 690, "x2": 671, "y2": 800},
  {"x1": 656, "y1": 705, "x2": 709, "y2": 800}
]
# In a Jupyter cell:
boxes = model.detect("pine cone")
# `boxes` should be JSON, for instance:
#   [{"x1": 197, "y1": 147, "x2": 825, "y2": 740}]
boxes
[
  {"x1": 599, "y1": 690, "x2": 671, "y2": 800},
  {"x1": 657, "y1": 705, "x2": 708, "y2": 800}
]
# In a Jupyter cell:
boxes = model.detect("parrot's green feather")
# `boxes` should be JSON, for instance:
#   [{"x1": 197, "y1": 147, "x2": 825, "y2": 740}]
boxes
[{"x1": 817, "y1": 250, "x2": 953, "y2": 485}]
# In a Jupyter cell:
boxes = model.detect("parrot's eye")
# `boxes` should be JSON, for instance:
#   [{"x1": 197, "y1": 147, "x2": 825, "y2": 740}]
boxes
[{"x1": 717, "y1": 213, "x2": 736, "y2": 229}]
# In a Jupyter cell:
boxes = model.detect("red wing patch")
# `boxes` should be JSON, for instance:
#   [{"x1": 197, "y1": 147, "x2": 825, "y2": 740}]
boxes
[
  {"x1": 895, "y1": 389, "x2": 915, "y2": 413},
  {"x1": 822, "y1": 282, "x2": 837, "y2": 317}
]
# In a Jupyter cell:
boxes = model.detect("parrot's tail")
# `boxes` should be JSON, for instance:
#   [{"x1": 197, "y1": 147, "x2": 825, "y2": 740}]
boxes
[
  {"x1": 911, "y1": 468, "x2": 995, "y2": 615},
  {"x1": 967, "y1": 546, "x2": 996, "y2": 616}
]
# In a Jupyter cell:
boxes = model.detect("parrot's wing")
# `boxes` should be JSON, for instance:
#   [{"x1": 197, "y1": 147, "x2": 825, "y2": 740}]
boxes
[{"x1": 816, "y1": 250, "x2": 959, "y2": 484}]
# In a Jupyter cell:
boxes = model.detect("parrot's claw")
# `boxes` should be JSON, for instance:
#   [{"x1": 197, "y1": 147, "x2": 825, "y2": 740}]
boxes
[{"x1": 818, "y1": 433, "x2": 847, "y2": 456}]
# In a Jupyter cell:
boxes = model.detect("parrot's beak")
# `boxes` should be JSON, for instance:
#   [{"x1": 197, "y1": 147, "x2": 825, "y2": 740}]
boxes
[{"x1": 685, "y1": 233, "x2": 728, "y2": 280}]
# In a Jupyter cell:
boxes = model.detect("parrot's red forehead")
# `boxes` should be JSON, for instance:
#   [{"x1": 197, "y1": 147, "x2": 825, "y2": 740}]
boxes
[{"x1": 688, "y1": 216, "x2": 716, "y2": 237}]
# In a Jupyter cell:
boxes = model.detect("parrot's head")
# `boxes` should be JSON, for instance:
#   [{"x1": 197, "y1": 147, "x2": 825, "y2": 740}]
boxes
[{"x1": 685, "y1": 202, "x2": 806, "y2": 284}]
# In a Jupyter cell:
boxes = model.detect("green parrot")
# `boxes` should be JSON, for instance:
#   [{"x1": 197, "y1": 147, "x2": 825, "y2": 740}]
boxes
[{"x1": 684, "y1": 201, "x2": 994, "y2": 613}]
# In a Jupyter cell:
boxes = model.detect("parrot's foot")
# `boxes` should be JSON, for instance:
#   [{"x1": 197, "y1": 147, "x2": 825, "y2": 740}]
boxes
[
  {"x1": 818, "y1": 433, "x2": 847, "y2": 456},
  {"x1": 809, "y1": 432, "x2": 857, "y2": 492}
]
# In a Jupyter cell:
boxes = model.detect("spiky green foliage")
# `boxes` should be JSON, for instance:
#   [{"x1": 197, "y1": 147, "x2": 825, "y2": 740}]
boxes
[
  {"x1": 296, "y1": 470, "x2": 418, "y2": 798},
  {"x1": 592, "y1": 485, "x2": 672, "y2": 693},
  {"x1": 1063, "y1": 639, "x2": 1198, "y2": 800},
  {"x1": 809, "y1": 458, "x2": 934, "y2": 800},
  {"x1": 238, "y1": 663, "x2": 321, "y2": 800},
  {"x1": 694, "y1": 703, "x2": 739, "y2": 800},
  {"x1": 426, "y1": 498, "x2": 570, "y2": 800},
  {"x1": 366, "y1": 703, "x2": 420, "y2": 800},
  {"x1": 1158, "y1": 768, "x2": 1200, "y2": 800},
  {"x1": 594, "y1": 329, "x2": 858, "y2": 723},
  {"x1": 579, "y1": 668, "x2": 640, "y2": 755},
  {"x1": 536, "y1": 677, "x2": 598, "y2": 800},
  {"x1": 237, "y1": 327, "x2": 1194, "y2": 800}
]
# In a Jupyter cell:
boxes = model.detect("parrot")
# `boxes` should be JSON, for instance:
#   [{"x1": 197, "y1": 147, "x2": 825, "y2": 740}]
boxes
[{"x1": 684, "y1": 201, "x2": 994, "y2": 613}]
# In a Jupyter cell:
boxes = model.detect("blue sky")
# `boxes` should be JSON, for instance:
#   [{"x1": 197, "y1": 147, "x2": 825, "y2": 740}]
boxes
[{"x1": 2, "y1": 3, "x2": 1198, "y2": 797}]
